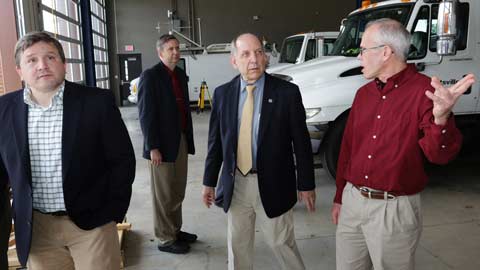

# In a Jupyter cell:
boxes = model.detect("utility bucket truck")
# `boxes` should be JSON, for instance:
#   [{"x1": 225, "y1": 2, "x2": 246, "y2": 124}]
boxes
[{"x1": 270, "y1": 0, "x2": 479, "y2": 179}]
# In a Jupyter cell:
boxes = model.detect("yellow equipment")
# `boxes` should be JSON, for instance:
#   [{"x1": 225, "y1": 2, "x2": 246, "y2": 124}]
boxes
[{"x1": 197, "y1": 80, "x2": 212, "y2": 113}]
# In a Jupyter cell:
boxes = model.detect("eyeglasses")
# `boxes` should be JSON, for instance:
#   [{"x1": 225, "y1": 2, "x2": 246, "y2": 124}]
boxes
[{"x1": 359, "y1": 45, "x2": 386, "y2": 56}]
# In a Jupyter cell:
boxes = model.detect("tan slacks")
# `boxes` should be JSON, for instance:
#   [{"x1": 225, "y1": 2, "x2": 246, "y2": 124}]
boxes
[
  {"x1": 27, "y1": 211, "x2": 120, "y2": 270},
  {"x1": 149, "y1": 134, "x2": 188, "y2": 244},
  {"x1": 336, "y1": 182, "x2": 422, "y2": 270},
  {"x1": 227, "y1": 173, "x2": 305, "y2": 270}
]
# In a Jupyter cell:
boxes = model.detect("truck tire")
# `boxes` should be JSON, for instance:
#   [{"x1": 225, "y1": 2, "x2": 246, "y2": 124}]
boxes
[{"x1": 320, "y1": 113, "x2": 349, "y2": 180}]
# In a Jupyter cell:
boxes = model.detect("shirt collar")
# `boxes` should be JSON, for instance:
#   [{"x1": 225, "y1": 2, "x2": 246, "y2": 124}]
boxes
[
  {"x1": 24, "y1": 81, "x2": 65, "y2": 108},
  {"x1": 164, "y1": 64, "x2": 176, "y2": 77},
  {"x1": 240, "y1": 73, "x2": 265, "y2": 92},
  {"x1": 376, "y1": 64, "x2": 417, "y2": 91}
]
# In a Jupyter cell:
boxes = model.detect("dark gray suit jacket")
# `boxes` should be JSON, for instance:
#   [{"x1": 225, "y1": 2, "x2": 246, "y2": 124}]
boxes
[{"x1": 203, "y1": 73, "x2": 315, "y2": 218}]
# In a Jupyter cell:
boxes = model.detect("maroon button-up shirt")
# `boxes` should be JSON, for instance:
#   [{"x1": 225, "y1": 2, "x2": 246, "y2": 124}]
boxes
[
  {"x1": 334, "y1": 64, "x2": 462, "y2": 204},
  {"x1": 165, "y1": 67, "x2": 187, "y2": 131}
]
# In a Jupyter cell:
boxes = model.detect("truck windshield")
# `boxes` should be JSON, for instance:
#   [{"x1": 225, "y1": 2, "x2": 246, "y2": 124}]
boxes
[
  {"x1": 329, "y1": 4, "x2": 414, "y2": 57},
  {"x1": 279, "y1": 36, "x2": 304, "y2": 63}
]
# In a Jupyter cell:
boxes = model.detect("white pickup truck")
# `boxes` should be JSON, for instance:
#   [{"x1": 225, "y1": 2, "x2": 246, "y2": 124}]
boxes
[
  {"x1": 267, "y1": 31, "x2": 339, "y2": 74},
  {"x1": 271, "y1": 0, "x2": 479, "y2": 179}
]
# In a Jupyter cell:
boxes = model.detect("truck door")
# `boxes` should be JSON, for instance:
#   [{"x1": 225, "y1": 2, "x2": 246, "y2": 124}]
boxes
[{"x1": 413, "y1": 2, "x2": 478, "y2": 114}]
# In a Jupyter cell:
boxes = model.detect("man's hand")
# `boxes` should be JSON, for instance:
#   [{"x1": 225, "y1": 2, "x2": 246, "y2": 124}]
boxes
[
  {"x1": 331, "y1": 203, "x2": 341, "y2": 225},
  {"x1": 202, "y1": 186, "x2": 215, "y2": 208},
  {"x1": 150, "y1": 149, "x2": 162, "y2": 166},
  {"x1": 426, "y1": 74, "x2": 476, "y2": 125},
  {"x1": 298, "y1": 190, "x2": 316, "y2": 212}
]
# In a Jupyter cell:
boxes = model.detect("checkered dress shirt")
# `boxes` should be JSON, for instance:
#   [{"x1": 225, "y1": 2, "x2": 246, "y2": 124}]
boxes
[{"x1": 24, "y1": 83, "x2": 66, "y2": 212}]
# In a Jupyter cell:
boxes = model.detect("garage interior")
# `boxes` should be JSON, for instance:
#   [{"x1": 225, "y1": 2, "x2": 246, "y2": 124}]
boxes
[{"x1": 1, "y1": 0, "x2": 479, "y2": 269}]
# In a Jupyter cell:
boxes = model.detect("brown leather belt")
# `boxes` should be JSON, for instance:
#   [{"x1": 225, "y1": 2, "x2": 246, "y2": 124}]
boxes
[{"x1": 352, "y1": 184, "x2": 398, "y2": 200}]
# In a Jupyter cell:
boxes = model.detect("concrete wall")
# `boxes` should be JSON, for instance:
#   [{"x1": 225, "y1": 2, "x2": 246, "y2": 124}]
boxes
[{"x1": 111, "y1": 0, "x2": 356, "y2": 71}]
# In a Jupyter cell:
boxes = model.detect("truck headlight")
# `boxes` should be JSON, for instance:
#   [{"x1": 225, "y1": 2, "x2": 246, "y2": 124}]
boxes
[
  {"x1": 271, "y1": 73, "x2": 293, "y2": 82},
  {"x1": 305, "y1": 108, "x2": 321, "y2": 119}
]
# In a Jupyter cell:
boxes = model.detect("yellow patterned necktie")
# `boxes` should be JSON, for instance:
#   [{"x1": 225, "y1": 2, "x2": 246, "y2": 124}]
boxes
[{"x1": 237, "y1": 85, "x2": 256, "y2": 175}]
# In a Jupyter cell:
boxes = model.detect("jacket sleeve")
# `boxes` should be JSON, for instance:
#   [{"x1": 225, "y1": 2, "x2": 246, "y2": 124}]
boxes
[
  {"x1": 138, "y1": 69, "x2": 161, "y2": 153},
  {"x1": 288, "y1": 85, "x2": 315, "y2": 191},
  {"x1": 100, "y1": 91, "x2": 136, "y2": 223},
  {"x1": 203, "y1": 87, "x2": 224, "y2": 187}
]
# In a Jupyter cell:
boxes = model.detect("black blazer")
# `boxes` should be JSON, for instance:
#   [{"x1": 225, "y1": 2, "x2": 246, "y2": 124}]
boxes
[
  {"x1": 138, "y1": 62, "x2": 195, "y2": 161},
  {"x1": 203, "y1": 73, "x2": 315, "y2": 218},
  {"x1": 0, "y1": 81, "x2": 136, "y2": 266}
]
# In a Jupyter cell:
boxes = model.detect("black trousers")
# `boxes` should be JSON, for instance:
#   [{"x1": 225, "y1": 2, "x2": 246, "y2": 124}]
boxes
[{"x1": 0, "y1": 184, "x2": 11, "y2": 270}]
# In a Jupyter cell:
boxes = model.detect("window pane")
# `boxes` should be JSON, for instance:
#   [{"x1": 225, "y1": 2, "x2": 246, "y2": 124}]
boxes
[
  {"x1": 59, "y1": 40, "x2": 72, "y2": 59},
  {"x1": 55, "y1": 0, "x2": 68, "y2": 17},
  {"x1": 69, "y1": 22, "x2": 80, "y2": 40},
  {"x1": 56, "y1": 16, "x2": 69, "y2": 37},
  {"x1": 42, "y1": 0, "x2": 54, "y2": 9},
  {"x1": 70, "y1": 43, "x2": 81, "y2": 60},
  {"x1": 42, "y1": 10, "x2": 55, "y2": 32},
  {"x1": 68, "y1": 1, "x2": 78, "y2": 22},
  {"x1": 71, "y1": 63, "x2": 84, "y2": 82}
]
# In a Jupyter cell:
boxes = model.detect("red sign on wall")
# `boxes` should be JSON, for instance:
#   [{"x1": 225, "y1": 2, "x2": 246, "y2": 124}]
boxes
[{"x1": 125, "y1": 45, "x2": 134, "y2": 52}]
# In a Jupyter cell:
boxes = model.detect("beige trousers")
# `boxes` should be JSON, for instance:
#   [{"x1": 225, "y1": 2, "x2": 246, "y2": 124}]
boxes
[
  {"x1": 27, "y1": 211, "x2": 120, "y2": 270},
  {"x1": 336, "y1": 182, "x2": 422, "y2": 270},
  {"x1": 150, "y1": 134, "x2": 188, "y2": 244},
  {"x1": 227, "y1": 173, "x2": 305, "y2": 270}
]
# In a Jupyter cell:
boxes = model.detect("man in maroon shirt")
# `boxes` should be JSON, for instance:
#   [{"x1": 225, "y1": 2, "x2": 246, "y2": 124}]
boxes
[
  {"x1": 138, "y1": 35, "x2": 196, "y2": 254},
  {"x1": 331, "y1": 18, "x2": 475, "y2": 270}
]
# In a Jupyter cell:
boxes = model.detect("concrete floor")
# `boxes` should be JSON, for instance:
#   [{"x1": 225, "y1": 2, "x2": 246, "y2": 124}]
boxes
[{"x1": 120, "y1": 105, "x2": 480, "y2": 270}]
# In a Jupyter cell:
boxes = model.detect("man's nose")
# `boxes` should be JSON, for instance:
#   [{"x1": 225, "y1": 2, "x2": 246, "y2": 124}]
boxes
[{"x1": 37, "y1": 58, "x2": 49, "y2": 70}]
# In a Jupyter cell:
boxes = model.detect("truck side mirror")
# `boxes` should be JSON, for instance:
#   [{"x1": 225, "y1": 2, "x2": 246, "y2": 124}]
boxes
[{"x1": 436, "y1": 0, "x2": 457, "y2": 55}]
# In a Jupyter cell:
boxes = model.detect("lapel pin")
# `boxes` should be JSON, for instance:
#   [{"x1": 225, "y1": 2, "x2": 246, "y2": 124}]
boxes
[{"x1": 268, "y1": 99, "x2": 273, "y2": 103}]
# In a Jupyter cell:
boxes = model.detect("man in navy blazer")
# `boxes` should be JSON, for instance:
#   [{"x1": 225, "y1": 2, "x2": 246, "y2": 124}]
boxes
[
  {"x1": 0, "y1": 32, "x2": 135, "y2": 269},
  {"x1": 0, "y1": 182, "x2": 10, "y2": 269},
  {"x1": 138, "y1": 34, "x2": 196, "y2": 254},
  {"x1": 202, "y1": 33, "x2": 316, "y2": 270}
]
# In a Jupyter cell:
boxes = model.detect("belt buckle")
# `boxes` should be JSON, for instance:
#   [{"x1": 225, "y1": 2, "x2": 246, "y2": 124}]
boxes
[{"x1": 359, "y1": 186, "x2": 396, "y2": 200}]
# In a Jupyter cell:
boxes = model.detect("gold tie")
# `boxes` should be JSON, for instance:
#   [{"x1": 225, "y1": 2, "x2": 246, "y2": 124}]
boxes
[{"x1": 237, "y1": 85, "x2": 256, "y2": 175}]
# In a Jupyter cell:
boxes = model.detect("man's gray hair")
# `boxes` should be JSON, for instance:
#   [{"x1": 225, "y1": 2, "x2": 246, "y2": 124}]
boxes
[
  {"x1": 156, "y1": 34, "x2": 178, "y2": 50},
  {"x1": 365, "y1": 18, "x2": 411, "y2": 61},
  {"x1": 230, "y1": 33, "x2": 264, "y2": 56},
  {"x1": 14, "y1": 31, "x2": 66, "y2": 67}
]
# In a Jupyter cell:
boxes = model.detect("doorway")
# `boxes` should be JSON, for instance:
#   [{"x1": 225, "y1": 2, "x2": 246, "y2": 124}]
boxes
[{"x1": 118, "y1": 54, "x2": 142, "y2": 105}]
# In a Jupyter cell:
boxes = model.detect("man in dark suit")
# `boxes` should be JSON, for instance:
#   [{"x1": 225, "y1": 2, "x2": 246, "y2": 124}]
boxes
[
  {"x1": 202, "y1": 33, "x2": 316, "y2": 270},
  {"x1": 138, "y1": 34, "x2": 196, "y2": 254},
  {"x1": 0, "y1": 31, "x2": 135, "y2": 269},
  {"x1": 0, "y1": 182, "x2": 11, "y2": 269}
]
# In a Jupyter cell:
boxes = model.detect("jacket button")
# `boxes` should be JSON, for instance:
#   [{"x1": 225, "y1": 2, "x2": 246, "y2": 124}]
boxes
[{"x1": 230, "y1": 172, "x2": 234, "y2": 176}]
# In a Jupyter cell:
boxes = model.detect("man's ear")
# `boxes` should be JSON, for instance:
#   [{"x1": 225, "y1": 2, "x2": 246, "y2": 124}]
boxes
[
  {"x1": 230, "y1": 55, "x2": 238, "y2": 70},
  {"x1": 15, "y1": 66, "x2": 23, "y2": 81}
]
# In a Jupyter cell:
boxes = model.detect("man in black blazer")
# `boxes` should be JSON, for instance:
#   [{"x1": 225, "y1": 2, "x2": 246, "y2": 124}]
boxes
[
  {"x1": 0, "y1": 31, "x2": 135, "y2": 269},
  {"x1": 0, "y1": 182, "x2": 10, "y2": 269},
  {"x1": 138, "y1": 34, "x2": 196, "y2": 254},
  {"x1": 202, "y1": 33, "x2": 316, "y2": 270}
]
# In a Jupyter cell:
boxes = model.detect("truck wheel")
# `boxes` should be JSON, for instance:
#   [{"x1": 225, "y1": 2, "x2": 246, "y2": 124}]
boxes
[{"x1": 320, "y1": 113, "x2": 348, "y2": 180}]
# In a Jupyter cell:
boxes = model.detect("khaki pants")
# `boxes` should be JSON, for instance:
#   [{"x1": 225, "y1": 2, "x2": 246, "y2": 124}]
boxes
[
  {"x1": 27, "y1": 211, "x2": 120, "y2": 270},
  {"x1": 227, "y1": 173, "x2": 305, "y2": 270},
  {"x1": 0, "y1": 185, "x2": 10, "y2": 270},
  {"x1": 336, "y1": 182, "x2": 422, "y2": 270},
  {"x1": 150, "y1": 134, "x2": 188, "y2": 244}
]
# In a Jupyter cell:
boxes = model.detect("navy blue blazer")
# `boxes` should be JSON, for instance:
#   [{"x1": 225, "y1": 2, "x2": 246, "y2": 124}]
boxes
[
  {"x1": 138, "y1": 61, "x2": 195, "y2": 161},
  {"x1": 203, "y1": 73, "x2": 315, "y2": 218},
  {"x1": 0, "y1": 81, "x2": 136, "y2": 266}
]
